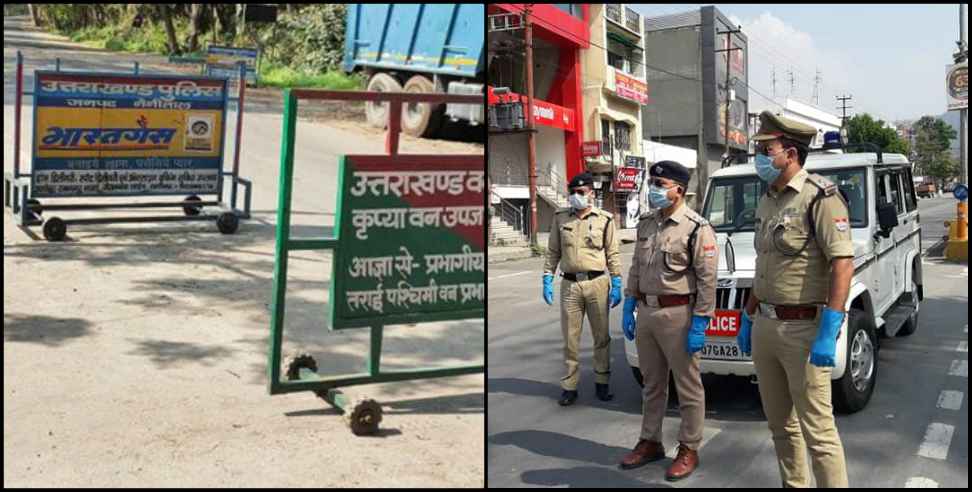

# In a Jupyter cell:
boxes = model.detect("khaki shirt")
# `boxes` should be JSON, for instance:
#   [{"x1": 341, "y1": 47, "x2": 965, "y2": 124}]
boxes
[
  {"x1": 543, "y1": 206, "x2": 622, "y2": 276},
  {"x1": 753, "y1": 169, "x2": 855, "y2": 306},
  {"x1": 624, "y1": 203, "x2": 719, "y2": 318}
]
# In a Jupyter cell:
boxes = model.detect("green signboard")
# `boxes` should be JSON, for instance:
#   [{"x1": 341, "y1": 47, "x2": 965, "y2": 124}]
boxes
[{"x1": 330, "y1": 154, "x2": 485, "y2": 329}]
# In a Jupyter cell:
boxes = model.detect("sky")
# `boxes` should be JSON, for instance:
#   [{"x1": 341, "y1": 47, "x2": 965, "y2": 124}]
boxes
[{"x1": 630, "y1": 4, "x2": 967, "y2": 124}]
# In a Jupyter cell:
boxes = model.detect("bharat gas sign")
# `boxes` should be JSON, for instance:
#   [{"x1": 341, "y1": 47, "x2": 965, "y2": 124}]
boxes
[
  {"x1": 31, "y1": 72, "x2": 228, "y2": 198},
  {"x1": 946, "y1": 62, "x2": 967, "y2": 111}
]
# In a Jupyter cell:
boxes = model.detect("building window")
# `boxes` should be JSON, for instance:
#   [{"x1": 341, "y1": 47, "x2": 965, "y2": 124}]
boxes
[
  {"x1": 605, "y1": 4, "x2": 622, "y2": 24},
  {"x1": 614, "y1": 121, "x2": 631, "y2": 152},
  {"x1": 625, "y1": 7, "x2": 640, "y2": 32},
  {"x1": 606, "y1": 36, "x2": 644, "y2": 79},
  {"x1": 553, "y1": 4, "x2": 583, "y2": 19},
  {"x1": 601, "y1": 119, "x2": 612, "y2": 154}
]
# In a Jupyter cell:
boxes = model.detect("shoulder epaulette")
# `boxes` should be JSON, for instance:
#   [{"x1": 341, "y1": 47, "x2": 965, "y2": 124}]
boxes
[{"x1": 806, "y1": 173, "x2": 837, "y2": 196}]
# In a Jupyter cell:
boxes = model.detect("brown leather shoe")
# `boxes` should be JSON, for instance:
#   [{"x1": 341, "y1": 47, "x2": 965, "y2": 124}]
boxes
[
  {"x1": 665, "y1": 443, "x2": 698, "y2": 481},
  {"x1": 619, "y1": 439, "x2": 666, "y2": 470}
]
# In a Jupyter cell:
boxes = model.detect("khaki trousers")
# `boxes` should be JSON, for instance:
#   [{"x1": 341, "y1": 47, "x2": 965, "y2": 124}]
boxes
[
  {"x1": 635, "y1": 300, "x2": 704, "y2": 449},
  {"x1": 559, "y1": 275, "x2": 611, "y2": 390},
  {"x1": 752, "y1": 310, "x2": 849, "y2": 488}
]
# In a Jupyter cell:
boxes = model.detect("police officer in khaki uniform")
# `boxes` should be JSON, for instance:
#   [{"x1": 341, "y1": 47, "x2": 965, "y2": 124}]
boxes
[
  {"x1": 736, "y1": 111, "x2": 854, "y2": 487},
  {"x1": 543, "y1": 172, "x2": 623, "y2": 406},
  {"x1": 617, "y1": 161, "x2": 718, "y2": 481}
]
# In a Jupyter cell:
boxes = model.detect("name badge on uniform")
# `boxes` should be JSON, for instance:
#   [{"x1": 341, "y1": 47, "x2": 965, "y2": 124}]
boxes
[
  {"x1": 834, "y1": 217, "x2": 849, "y2": 232},
  {"x1": 703, "y1": 245, "x2": 717, "y2": 258}
]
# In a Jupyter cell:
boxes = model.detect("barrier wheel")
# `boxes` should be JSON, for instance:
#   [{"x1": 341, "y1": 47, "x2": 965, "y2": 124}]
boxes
[
  {"x1": 285, "y1": 353, "x2": 318, "y2": 381},
  {"x1": 182, "y1": 195, "x2": 203, "y2": 216},
  {"x1": 26, "y1": 198, "x2": 42, "y2": 217},
  {"x1": 43, "y1": 217, "x2": 67, "y2": 242},
  {"x1": 217, "y1": 212, "x2": 239, "y2": 234},
  {"x1": 346, "y1": 398, "x2": 383, "y2": 436}
]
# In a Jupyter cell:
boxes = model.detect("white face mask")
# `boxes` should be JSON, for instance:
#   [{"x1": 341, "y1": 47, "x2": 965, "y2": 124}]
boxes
[{"x1": 569, "y1": 192, "x2": 590, "y2": 210}]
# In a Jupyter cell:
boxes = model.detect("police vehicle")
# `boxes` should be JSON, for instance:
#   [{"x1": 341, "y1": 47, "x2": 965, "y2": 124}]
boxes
[{"x1": 624, "y1": 136, "x2": 923, "y2": 413}]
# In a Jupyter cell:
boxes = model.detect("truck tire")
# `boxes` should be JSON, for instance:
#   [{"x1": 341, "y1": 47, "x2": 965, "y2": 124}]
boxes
[
  {"x1": 365, "y1": 73, "x2": 402, "y2": 129},
  {"x1": 401, "y1": 74, "x2": 444, "y2": 138},
  {"x1": 832, "y1": 308, "x2": 877, "y2": 414}
]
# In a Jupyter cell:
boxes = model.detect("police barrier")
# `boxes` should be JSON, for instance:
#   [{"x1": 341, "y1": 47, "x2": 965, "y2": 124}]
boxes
[
  {"x1": 267, "y1": 89, "x2": 484, "y2": 435},
  {"x1": 3, "y1": 52, "x2": 252, "y2": 241}
]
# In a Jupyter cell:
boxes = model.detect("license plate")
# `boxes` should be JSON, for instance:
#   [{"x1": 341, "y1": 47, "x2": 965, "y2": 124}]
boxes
[
  {"x1": 706, "y1": 309, "x2": 741, "y2": 337},
  {"x1": 700, "y1": 340, "x2": 747, "y2": 361}
]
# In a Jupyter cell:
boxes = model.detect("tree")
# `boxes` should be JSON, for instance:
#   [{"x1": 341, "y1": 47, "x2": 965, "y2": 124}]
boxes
[
  {"x1": 186, "y1": 4, "x2": 207, "y2": 53},
  {"x1": 158, "y1": 4, "x2": 181, "y2": 54},
  {"x1": 912, "y1": 115, "x2": 959, "y2": 186},
  {"x1": 845, "y1": 113, "x2": 910, "y2": 155}
]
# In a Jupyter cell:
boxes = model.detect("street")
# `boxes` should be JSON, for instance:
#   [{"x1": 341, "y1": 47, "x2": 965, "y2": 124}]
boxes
[
  {"x1": 3, "y1": 16, "x2": 484, "y2": 487},
  {"x1": 487, "y1": 196, "x2": 968, "y2": 488}
]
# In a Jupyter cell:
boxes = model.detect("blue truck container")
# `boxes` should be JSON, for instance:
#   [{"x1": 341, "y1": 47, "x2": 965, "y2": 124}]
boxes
[{"x1": 344, "y1": 4, "x2": 485, "y2": 138}]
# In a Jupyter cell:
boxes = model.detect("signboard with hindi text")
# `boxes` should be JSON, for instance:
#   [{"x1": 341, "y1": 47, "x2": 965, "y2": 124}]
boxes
[
  {"x1": 206, "y1": 45, "x2": 259, "y2": 86},
  {"x1": 330, "y1": 154, "x2": 486, "y2": 329},
  {"x1": 31, "y1": 71, "x2": 228, "y2": 198}
]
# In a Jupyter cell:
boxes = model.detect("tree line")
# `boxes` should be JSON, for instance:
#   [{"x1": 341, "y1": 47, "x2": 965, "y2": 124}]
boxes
[{"x1": 25, "y1": 4, "x2": 348, "y2": 74}]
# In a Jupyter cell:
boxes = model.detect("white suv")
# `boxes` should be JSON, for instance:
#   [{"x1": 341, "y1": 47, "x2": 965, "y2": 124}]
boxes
[{"x1": 624, "y1": 150, "x2": 923, "y2": 413}]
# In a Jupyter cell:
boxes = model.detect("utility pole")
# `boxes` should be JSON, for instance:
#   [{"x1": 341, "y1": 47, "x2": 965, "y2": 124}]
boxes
[
  {"x1": 695, "y1": 24, "x2": 706, "y2": 211},
  {"x1": 716, "y1": 27, "x2": 743, "y2": 161},
  {"x1": 525, "y1": 5, "x2": 539, "y2": 247},
  {"x1": 771, "y1": 65, "x2": 777, "y2": 99},
  {"x1": 959, "y1": 3, "x2": 967, "y2": 185},
  {"x1": 836, "y1": 94, "x2": 853, "y2": 126},
  {"x1": 788, "y1": 68, "x2": 795, "y2": 98},
  {"x1": 813, "y1": 68, "x2": 822, "y2": 106}
]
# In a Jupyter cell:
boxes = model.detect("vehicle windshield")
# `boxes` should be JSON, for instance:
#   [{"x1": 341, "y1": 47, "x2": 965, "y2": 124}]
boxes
[{"x1": 703, "y1": 168, "x2": 868, "y2": 233}]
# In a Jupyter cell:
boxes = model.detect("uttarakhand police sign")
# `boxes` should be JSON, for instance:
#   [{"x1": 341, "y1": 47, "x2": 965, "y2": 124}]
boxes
[
  {"x1": 31, "y1": 71, "x2": 227, "y2": 198},
  {"x1": 206, "y1": 45, "x2": 259, "y2": 86},
  {"x1": 330, "y1": 155, "x2": 485, "y2": 329}
]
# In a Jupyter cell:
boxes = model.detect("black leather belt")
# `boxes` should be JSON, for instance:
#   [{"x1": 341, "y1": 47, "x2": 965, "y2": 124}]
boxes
[{"x1": 562, "y1": 271, "x2": 605, "y2": 282}]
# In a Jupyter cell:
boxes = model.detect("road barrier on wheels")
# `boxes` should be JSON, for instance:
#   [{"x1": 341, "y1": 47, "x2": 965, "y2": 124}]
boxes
[
  {"x1": 267, "y1": 89, "x2": 485, "y2": 435},
  {"x1": 3, "y1": 51, "x2": 253, "y2": 241}
]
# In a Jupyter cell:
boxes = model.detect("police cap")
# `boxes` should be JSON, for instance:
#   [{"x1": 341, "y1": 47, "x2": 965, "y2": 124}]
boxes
[
  {"x1": 649, "y1": 160, "x2": 691, "y2": 187},
  {"x1": 568, "y1": 171, "x2": 594, "y2": 190}
]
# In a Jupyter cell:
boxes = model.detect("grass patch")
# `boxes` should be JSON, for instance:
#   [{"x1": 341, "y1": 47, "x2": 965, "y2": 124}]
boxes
[{"x1": 258, "y1": 63, "x2": 364, "y2": 90}]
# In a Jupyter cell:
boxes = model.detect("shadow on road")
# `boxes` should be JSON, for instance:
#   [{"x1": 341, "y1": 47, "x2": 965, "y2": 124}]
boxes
[
  {"x1": 520, "y1": 466, "x2": 673, "y2": 488},
  {"x1": 3, "y1": 313, "x2": 93, "y2": 346}
]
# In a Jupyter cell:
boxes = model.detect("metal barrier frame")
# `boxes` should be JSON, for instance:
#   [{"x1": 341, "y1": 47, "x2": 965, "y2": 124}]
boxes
[
  {"x1": 3, "y1": 52, "x2": 253, "y2": 239},
  {"x1": 267, "y1": 89, "x2": 484, "y2": 434}
]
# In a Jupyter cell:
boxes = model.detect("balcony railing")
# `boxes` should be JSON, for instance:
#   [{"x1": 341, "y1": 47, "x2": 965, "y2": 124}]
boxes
[
  {"x1": 605, "y1": 4, "x2": 641, "y2": 35},
  {"x1": 625, "y1": 7, "x2": 640, "y2": 33},
  {"x1": 605, "y1": 4, "x2": 622, "y2": 24}
]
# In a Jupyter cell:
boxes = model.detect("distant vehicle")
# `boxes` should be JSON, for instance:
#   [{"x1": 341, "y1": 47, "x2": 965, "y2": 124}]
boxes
[
  {"x1": 943, "y1": 182, "x2": 956, "y2": 192},
  {"x1": 343, "y1": 4, "x2": 485, "y2": 138},
  {"x1": 916, "y1": 180, "x2": 937, "y2": 198},
  {"x1": 625, "y1": 149, "x2": 923, "y2": 414}
]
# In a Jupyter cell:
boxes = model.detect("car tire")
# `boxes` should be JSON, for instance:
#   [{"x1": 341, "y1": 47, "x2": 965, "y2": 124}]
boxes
[
  {"x1": 832, "y1": 308, "x2": 877, "y2": 414},
  {"x1": 896, "y1": 274, "x2": 921, "y2": 337}
]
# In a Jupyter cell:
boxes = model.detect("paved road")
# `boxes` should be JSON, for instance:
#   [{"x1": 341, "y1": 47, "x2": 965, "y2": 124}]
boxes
[
  {"x1": 487, "y1": 196, "x2": 968, "y2": 488},
  {"x1": 4, "y1": 16, "x2": 484, "y2": 487}
]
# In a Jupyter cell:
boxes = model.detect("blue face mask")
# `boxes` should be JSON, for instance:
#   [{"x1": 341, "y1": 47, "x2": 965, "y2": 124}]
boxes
[
  {"x1": 755, "y1": 152, "x2": 782, "y2": 183},
  {"x1": 648, "y1": 185, "x2": 673, "y2": 209},
  {"x1": 569, "y1": 192, "x2": 589, "y2": 210}
]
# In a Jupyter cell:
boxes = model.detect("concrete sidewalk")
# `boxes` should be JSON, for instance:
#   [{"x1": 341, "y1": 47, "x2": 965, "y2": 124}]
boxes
[{"x1": 488, "y1": 228, "x2": 638, "y2": 264}]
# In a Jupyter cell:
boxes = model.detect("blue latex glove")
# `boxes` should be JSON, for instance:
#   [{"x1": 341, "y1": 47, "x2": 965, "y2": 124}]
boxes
[
  {"x1": 622, "y1": 297, "x2": 638, "y2": 341},
  {"x1": 687, "y1": 315, "x2": 709, "y2": 354},
  {"x1": 737, "y1": 309, "x2": 753, "y2": 355},
  {"x1": 810, "y1": 307, "x2": 844, "y2": 367},
  {"x1": 542, "y1": 274, "x2": 554, "y2": 305},
  {"x1": 609, "y1": 276, "x2": 623, "y2": 308}
]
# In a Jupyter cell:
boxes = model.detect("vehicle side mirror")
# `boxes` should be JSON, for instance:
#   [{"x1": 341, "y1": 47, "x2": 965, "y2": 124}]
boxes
[{"x1": 876, "y1": 202, "x2": 898, "y2": 238}]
